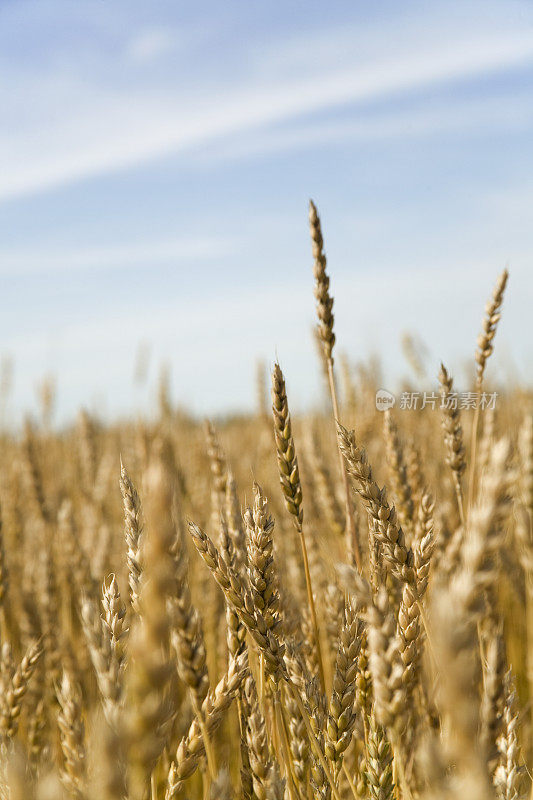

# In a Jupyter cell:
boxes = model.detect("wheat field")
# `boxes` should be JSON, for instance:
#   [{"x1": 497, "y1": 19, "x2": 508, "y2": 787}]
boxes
[{"x1": 0, "y1": 201, "x2": 530, "y2": 800}]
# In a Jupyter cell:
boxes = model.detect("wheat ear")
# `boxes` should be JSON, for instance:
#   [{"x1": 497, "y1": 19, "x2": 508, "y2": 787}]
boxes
[
  {"x1": 119, "y1": 460, "x2": 144, "y2": 614},
  {"x1": 337, "y1": 422, "x2": 414, "y2": 586},
  {"x1": 1, "y1": 639, "x2": 42, "y2": 740},
  {"x1": 383, "y1": 410, "x2": 414, "y2": 535},
  {"x1": 309, "y1": 199, "x2": 361, "y2": 570},
  {"x1": 468, "y1": 269, "x2": 509, "y2": 514},
  {"x1": 125, "y1": 458, "x2": 175, "y2": 800},
  {"x1": 325, "y1": 599, "x2": 362, "y2": 779},
  {"x1": 166, "y1": 652, "x2": 248, "y2": 799},
  {"x1": 57, "y1": 670, "x2": 87, "y2": 800},
  {"x1": 271, "y1": 361, "x2": 325, "y2": 691},
  {"x1": 439, "y1": 364, "x2": 466, "y2": 525}
]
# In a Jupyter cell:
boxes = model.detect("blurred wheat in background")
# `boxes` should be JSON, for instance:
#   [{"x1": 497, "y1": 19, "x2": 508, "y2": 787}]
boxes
[{"x1": 0, "y1": 200, "x2": 530, "y2": 800}]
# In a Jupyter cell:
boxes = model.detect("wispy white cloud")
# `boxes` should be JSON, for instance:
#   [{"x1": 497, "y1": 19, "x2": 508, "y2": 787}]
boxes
[
  {"x1": 192, "y1": 91, "x2": 533, "y2": 164},
  {"x1": 2, "y1": 24, "x2": 533, "y2": 201},
  {"x1": 250, "y1": 2, "x2": 533, "y2": 77},
  {"x1": 0, "y1": 236, "x2": 238, "y2": 276}
]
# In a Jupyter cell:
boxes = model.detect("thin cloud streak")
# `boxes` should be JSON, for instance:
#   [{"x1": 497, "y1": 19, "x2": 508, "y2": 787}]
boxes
[
  {"x1": 0, "y1": 236, "x2": 239, "y2": 276},
  {"x1": 192, "y1": 92, "x2": 533, "y2": 164},
  {"x1": 2, "y1": 28, "x2": 533, "y2": 201}
]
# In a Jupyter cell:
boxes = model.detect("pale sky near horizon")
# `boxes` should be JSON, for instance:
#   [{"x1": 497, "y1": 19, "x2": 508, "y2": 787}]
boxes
[{"x1": 1, "y1": 0, "x2": 532, "y2": 425}]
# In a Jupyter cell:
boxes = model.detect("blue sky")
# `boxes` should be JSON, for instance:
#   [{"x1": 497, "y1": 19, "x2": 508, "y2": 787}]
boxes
[{"x1": 1, "y1": 0, "x2": 532, "y2": 423}]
